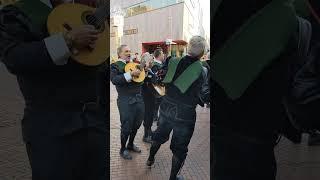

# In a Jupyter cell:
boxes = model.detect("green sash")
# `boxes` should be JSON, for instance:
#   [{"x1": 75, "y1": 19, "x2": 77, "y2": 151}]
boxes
[
  {"x1": 152, "y1": 61, "x2": 162, "y2": 68},
  {"x1": 114, "y1": 61, "x2": 126, "y2": 73},
  {"x1": 162, "y1": 57, "x2": 180, "y2": 84},
  {"x1": 163, "y1": 57, "x2": 203, "y2": 93},
  {"x1": 173, "y1": 61, "x2": 202, "y2": 93},
  {"x1": 214, "y1": 0, "x2": 298, "y2": 100},
  {"x1": 14, "y1": 0, "x2": 52, "y2": 32}
]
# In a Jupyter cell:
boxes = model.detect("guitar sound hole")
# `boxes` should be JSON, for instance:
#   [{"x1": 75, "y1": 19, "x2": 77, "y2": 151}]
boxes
[{"x1": 85, "y1": 15, "x2": 101, "y2": 30}]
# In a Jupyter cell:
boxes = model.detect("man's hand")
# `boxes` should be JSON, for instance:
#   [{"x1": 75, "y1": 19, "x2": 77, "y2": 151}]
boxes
[
  {"x1": 130, "y1": 69, "x2": 141, "y2": 78},
  {"x1": 64, "y1": 25, "x2": 98, "y2": 50}
]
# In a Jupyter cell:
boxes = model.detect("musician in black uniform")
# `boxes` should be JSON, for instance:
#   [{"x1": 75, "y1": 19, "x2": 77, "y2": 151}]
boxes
[
  {"x1": 110, "y1": 45, "x2": 144, "y2": 160},
  {"x1": 142, "y1": 49, "x2": 165, "y2": 143},
  {"x1": 153, "y1": 49, "x2": 166, "y2": 123},
  {"x1": 0, "y1": 0, "x2": 107, "y2": 179},
  {"x1": 146, "y1": 36, "x2": 210, "y2": 180}
]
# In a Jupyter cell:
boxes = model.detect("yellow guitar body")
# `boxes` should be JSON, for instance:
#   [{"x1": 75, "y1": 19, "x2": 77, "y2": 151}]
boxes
[
  {"x1": 47, "y1": 3, "x2": 109, "y2": 66},
  {"x1": 124, "y1": 62, "x2": 146, "y2": 83}
]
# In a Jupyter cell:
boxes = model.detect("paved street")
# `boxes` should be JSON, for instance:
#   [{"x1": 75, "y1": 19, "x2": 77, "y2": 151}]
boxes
[
  {"x1": 1, "y1": 62, "x2": 320, "y2": 179},
  {"x1": 0, "y1": 64, "x2": 31, "y2": 180},
  {"x1": 110, "y1": 85, "x2": 210, "y2": 180},
  {"x1": 276, "y1": 135, "x2": 320, "y2": 180}
]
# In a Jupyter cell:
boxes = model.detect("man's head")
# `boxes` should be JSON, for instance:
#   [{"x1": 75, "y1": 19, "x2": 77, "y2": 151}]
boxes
[
  {"x1": 140, "y1": 52, "x2": 153, "y2": 66},
  {"x1": 117, "y1": 45, "x2": 131, "y2": 62},
  {"x1": 187, "y1": 36, "x2": 207, "y2": 59},
  {"x1": 154, "y1": 49, "x2": 164, "y2": 62}
]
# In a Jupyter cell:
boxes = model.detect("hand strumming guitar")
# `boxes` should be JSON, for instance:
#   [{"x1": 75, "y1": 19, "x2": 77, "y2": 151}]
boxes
[
  {"x1": 130, "y1": 69, "x2": 141, "y2": 78},
  {"x1": 63, "y1": 25, "x2": 98, "y2": 51}
]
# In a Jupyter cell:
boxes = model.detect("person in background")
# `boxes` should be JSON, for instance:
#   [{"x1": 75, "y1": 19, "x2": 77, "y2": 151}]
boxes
[
  {"x1": 133, "y1": 52, "x2": 140, "y2": 64},
  {"x1": 142, "y1": 49, "x2": 165, "y2": 143},
  {"x1": 141, "y1": 52, "x2": 156, "y2": 143}
]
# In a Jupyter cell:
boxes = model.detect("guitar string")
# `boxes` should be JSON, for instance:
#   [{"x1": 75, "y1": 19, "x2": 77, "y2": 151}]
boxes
[
  {"x1": 87, "y1": 9, "x2": 107, "y2": 27},
  {"x1": 86, "y1": 5, "x2": 108, "y2": 26}
]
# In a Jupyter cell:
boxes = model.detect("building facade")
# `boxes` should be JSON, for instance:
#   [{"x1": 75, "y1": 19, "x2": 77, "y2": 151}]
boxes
[{"x1": 110, "y1": 0, "x2": 209, "y2": 59}]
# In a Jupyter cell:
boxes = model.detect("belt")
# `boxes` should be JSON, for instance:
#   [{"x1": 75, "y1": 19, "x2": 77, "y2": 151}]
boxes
[{"x1": 164, "y1": 96, "x2": 196, "y2": 109}]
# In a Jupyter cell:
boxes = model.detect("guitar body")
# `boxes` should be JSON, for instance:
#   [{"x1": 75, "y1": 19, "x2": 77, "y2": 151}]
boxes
[
  {"x1": 124, "y1": 62, "x2": 146, "y2": 83},
  {"x1": 47, "y1": 3, "x2": 109, "y2": 66}
]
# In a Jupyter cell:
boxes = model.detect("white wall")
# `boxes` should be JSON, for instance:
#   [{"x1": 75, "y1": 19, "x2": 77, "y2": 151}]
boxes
[{"x1": 120, "y1": 2, "x2": 184, "y2": 54}]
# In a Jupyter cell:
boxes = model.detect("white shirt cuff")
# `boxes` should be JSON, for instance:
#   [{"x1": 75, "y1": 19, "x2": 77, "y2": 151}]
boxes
[
  {"x1": 124, "y1": 72, "x2": 132, "y2": 82},
  {"x1": 44, "y1": 33, "x2": 71, "y2": 65}
]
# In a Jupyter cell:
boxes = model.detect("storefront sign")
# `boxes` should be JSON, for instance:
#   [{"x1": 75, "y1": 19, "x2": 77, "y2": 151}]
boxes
[{"x1": 124, "y1": 28, "x2": 138, "y2": 35}]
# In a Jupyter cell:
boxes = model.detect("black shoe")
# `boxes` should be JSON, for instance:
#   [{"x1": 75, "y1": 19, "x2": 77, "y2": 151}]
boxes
[
  {"x1": 146, "y1": 157, "x2": 155, "y2": 166},
  {"x1": 127, "y1": 144, "x2": 142, "y2": 153},
  {"x1": 143, "y1": 135, "x2": 152, "y2": 143},
  {"x1": 308, "y1": 130, "x2": 320, "y2": 146},
  {"x1": 120, "y1": 149, "x2": 132, "y2": 160}
]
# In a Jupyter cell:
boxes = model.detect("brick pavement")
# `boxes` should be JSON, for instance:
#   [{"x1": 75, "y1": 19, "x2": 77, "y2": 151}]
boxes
[
  {"x1": 110, "y1": 85, "x2": 210, "y2": 180},
  {"x1": 0, "y1": 64, "x2": 32, "y2": 180},
  {"x1": 276, "y1": 134, "x2": 320, "y2": 180}
]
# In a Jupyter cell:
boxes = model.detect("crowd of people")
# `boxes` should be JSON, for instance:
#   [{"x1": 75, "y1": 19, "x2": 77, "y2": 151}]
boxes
[{"x1": 110, "y1": 36, "x2": 210, "y2": 180}]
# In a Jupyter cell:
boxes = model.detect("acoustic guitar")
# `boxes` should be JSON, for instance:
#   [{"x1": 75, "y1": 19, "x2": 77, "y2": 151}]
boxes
[
  {"x1": 47, "y1": 3, "x2": 109, "y2": 66},
  {"x1": 125, "y1": 61, "x2": 146, "y2": 83}
]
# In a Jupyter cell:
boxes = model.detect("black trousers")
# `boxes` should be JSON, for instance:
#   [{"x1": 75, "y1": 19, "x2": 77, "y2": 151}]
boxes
[
  {"x1": 143, "y1": 86, "x2": 156, "y2": 129},
  {"x1": 213, "y1": 127, "x2": 277, "y2": 180},
  {"x1": 25, "y1": 127, "x2": 107, "y2": 180},
  {"x1": 153, "y1": 97, "x2": 162, "y2": 120},
  {"x1": 117, "y1": 94, "x2": 144, "y2": 136},
  {"x1": 152, "y1": 97, "x2": 196, "y2": 161}
]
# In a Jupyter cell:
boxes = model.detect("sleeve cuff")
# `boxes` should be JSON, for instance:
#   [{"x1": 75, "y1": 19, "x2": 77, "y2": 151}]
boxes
[
  {"x1": 44, "y1": 33, "x2": 71, "y2": 65},
  {"x1": 124, "y1": 72, "x2": 132, "y2": 82}
]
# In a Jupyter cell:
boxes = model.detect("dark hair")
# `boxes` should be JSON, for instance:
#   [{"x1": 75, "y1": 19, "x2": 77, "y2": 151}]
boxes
[{"x1": 154, "y1": 49, "x2": 163, "y2": 58}]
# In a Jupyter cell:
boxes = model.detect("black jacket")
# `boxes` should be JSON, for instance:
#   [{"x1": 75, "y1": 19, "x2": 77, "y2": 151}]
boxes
[
  {"x1": 110, "y1": 62, "x2": 142, "y2": 96},
  {"x1": 165, "y1": 55, "x2": 210, "y2": 107},
  {"x1": 0, "y1": 5, "x2": 107, "y2": 142}
]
